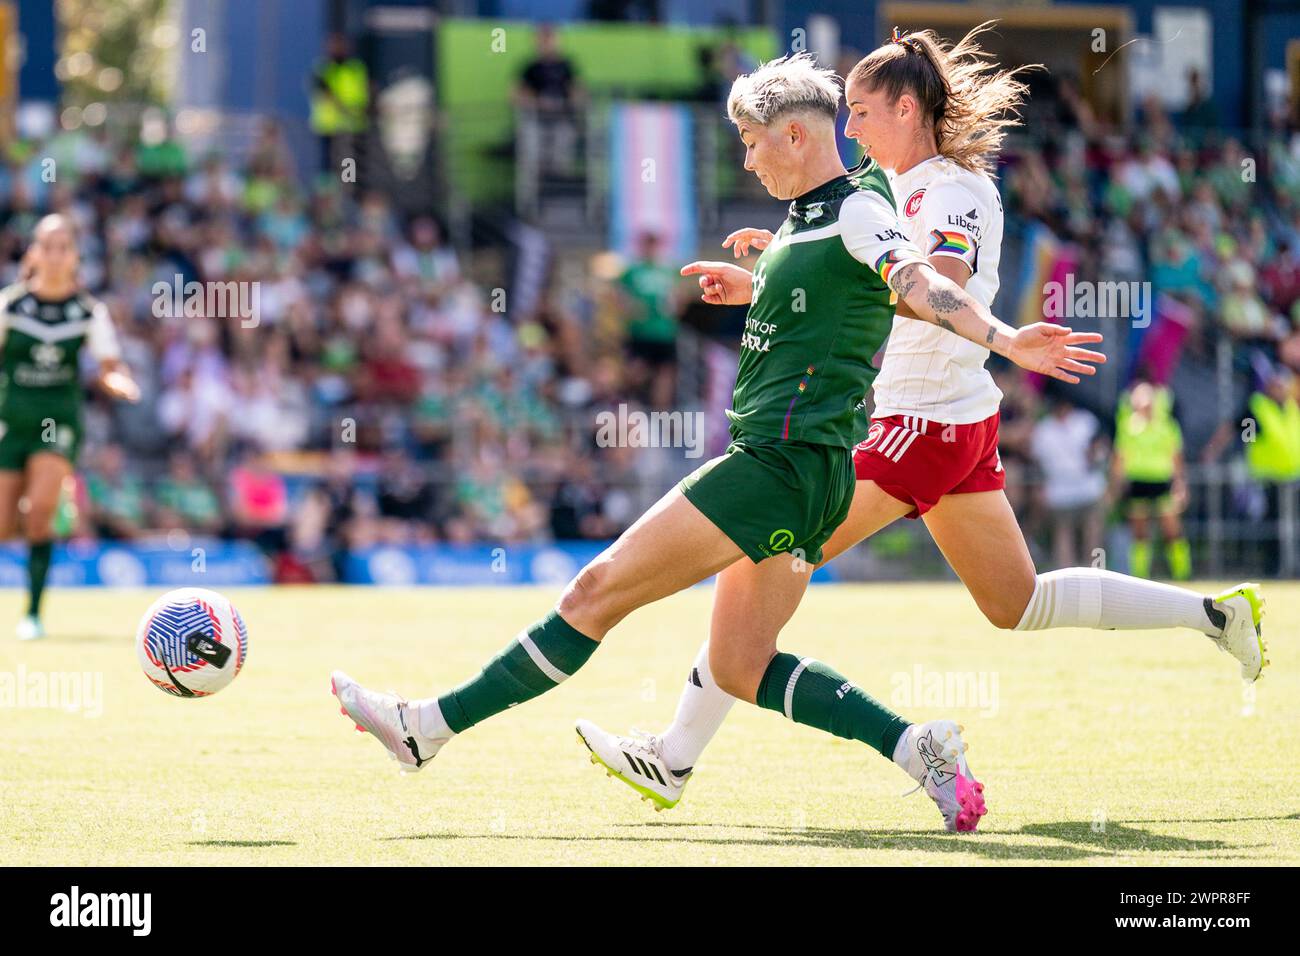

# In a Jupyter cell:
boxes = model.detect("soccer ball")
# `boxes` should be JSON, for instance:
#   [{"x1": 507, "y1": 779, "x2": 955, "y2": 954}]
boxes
[{"x1": 136, "y1": 588, "x2": 248, "y2": 698}]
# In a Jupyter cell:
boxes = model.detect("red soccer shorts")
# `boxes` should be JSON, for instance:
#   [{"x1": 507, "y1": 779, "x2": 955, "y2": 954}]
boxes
[{"x1": 852, "y1": 411, "x2": 1005, "y2": 518}]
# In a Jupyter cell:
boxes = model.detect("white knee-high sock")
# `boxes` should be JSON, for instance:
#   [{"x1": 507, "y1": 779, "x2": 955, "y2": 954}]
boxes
[
  {"x1": 1014, "y1": 568, "x2": 1219, "y2": 634},
  {"x1": 657, "y1": 642, "x2": 736, "y2": 773}
]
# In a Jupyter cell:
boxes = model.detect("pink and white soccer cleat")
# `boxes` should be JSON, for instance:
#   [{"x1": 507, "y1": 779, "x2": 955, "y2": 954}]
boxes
[
  {"x1": 331, "y1": 670, "x2": 447, "y2": 773},
  {"x1": 895, "y1": 719, "x2": 987, "y2": 832}
]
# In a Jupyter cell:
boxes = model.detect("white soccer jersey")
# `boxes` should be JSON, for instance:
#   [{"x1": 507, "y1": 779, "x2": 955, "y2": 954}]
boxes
[{"x1": 871, "y1": 156, "x2": 1005, "y2": 424}]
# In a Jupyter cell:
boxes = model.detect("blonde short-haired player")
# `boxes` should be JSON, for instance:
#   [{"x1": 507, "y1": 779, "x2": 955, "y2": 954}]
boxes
[
  {"x1": 574, "y1": 24, "x2": 1267, "y2": 821},
  {"x1": 333, "y1": 49, "x2": 1106, "y2": 832}
]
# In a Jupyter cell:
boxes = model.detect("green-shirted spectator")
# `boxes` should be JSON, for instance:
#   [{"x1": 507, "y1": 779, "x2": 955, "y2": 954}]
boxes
[
  {"x1": 136, "y1": 137, "x2": 188, "y2": 179},
  {"x1": 411, "y1": 386, "x2": 454, "y2": 458},
  {"x1": 85, "y1": 444, "x2": 147, "y2": 540},
  {"x1": 1208, "y1": 139, "x2": 1253, "y2": 211},
  {"x1": 619, "y1": 231, "x2": 681, "y2": 407},
  {"x1": 155, "y1": 453, "x2": 224, "y2": 535}
]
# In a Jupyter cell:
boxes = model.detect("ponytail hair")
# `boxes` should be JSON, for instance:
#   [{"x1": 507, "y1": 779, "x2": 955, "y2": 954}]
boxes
[{"x1": 847, "y1": 21, "x2": 1038, "y2": 175}]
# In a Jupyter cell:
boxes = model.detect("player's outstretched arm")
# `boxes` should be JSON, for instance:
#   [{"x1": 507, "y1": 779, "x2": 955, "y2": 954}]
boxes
[
  {"x1": 889, "y1": 261, "x2": 1106, "y2": 384},
  {"x1": 98, "y1": 359, "x2": 141, "y2": 402},
  {"x1": 680, "y1": 260, "x2": 754, "y2": 306}
]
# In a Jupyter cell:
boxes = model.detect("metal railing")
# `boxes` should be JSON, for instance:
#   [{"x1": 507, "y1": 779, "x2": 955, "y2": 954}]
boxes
[{"x1": 825, "y1": 465, "x2": 1300, "y2": 582}]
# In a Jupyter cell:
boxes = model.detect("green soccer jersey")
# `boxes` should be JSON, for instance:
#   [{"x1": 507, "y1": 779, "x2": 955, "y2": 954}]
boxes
[
  {"x1": 0, "y1": 282, "x2": 121, "y2": 427},
  {"x1": 726, "y1": 163, "x2": 926, "y2": 447},
  {"x1": 620, "y1": 260, "x2": 680, "y2": 344}
]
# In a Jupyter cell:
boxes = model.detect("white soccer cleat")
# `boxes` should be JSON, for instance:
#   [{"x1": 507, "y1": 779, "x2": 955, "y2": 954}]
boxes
[
  {"x1": 16, "y1": 616, "x2": 44, "y2": 641},
  {"x1": 575, "y1": 719, "x2": 691, "y2": 811},
  {"x1": 895, "y1": 719, "x2": 987, "y2": 833},
  {"x1": 331, "y1": 670, "x2": 447, "y2": 773},
  {"x1": 1207, "y1": 584, "x2": 1268, "y2": 682}
]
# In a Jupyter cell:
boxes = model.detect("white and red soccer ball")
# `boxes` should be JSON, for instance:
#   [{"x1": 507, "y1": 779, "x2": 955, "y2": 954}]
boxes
[{"x1": 136, "y1": 588, "x2": 248, "y2": 698}]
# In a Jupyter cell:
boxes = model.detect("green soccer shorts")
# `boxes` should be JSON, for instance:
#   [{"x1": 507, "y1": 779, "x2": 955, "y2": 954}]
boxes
[
  {"x1": 680, "y1": 432, "x2": 855, "y2": 564},
  {"x1": 0, "y1": 416, "x2": 80, "y2": 471}
]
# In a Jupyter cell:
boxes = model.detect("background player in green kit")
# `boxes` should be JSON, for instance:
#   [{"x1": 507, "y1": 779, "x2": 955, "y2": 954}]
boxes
[
  {"x1": 331, "y1": 54, "x2": 1104, "y2": 830},
  {"x1": 0, "y1": 215, "x2": 140, "y2": 640}
]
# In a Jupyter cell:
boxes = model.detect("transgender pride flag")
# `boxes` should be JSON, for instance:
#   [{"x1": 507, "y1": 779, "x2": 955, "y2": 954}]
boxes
[{"x1": 608, "y1": 102, "x2": 698, "y2": 262}]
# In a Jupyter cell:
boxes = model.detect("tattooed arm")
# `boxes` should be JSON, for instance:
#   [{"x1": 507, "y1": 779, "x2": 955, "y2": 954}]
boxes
[
  {"x1": 888, "y1": 261, "x2": 1106, "y2": 384},
  {"x1": 889, "y1": 261, "x2": 1012, "y2": 350},
  {"x1": 894, "y1": 253, "x2": 973, "y2": 324},
  {"x1": 837, "y1": 189, "x2": 1105, "y2": 382}
]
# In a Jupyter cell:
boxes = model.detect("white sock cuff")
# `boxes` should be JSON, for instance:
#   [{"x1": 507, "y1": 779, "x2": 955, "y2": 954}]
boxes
[
  {"x1": 1014, "y1": 575, "x2": 1043, "y2": 630},
  {"x1": 1017, "y1": 568, "x2": 1104, "y2": 630},
  {"x1": 414, "y1": 697, "x2": 454, "y2": 740},
  {"x1": 891, "y1": 723, "x2": 914, "y2": 765}
]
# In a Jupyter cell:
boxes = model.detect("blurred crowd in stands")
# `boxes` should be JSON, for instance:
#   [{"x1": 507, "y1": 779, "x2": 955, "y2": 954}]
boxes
[
  {"x1": 989, "y1": 78, "x2": 1300, "y2": 576},
  {"x1": 0, "y1": 118, "x2": 674, "y2": 581},
  {"x1": 3, "y1": 53, "x2": 1300, "y2": 581}
]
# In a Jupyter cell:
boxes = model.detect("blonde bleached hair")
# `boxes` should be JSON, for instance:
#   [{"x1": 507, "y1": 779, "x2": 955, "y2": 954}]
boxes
[
  {"x1": 847, "y1": 21, "x2": 1037, "y2": 175},
  {"x1": 33, "y1": 213, "x2": 79, "y2": 243},
  {"x1": 727, "y1": 52, "x2": 842, "y2": 128}
]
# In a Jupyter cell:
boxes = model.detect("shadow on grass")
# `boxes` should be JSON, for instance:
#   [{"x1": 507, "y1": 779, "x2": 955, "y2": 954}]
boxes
[
  {"x1": 21, "y1": 634, "x2": 124, "y2": 644},
  {"x1": 187, "y1": 840, "x2": 297, "y2": 848},
  {"x1": 381, "y1": 826, "x2": 1109, "y2": 861},
  {"x1": 1015, "y1": 811, "x2": 1300, "y2": 854},
  {"x1": 1117, "y1": 811, "x2": 1300, "y2": 824},
  {"x1": 383, "y1": 811, "x2": 1299, "y2": 860},
  {"x1": 1018, "y1": 821, "x2": 1232, "y2": 853}
]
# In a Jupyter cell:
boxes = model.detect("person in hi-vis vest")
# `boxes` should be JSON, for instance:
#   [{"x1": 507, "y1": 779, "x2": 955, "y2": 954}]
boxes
[
  {"x1": 1202, "y1": 366, "x2": 1300, "y2": 573},
  {"x1": 1203, "y1": 367, "x2": 1300, "y2": 482},
  {"x1": 1110, "y1": 382, "x2": 1192, "y2": 580},
  {"x1": 311, "y1": 33, "x2": 370, "y2": 172}
]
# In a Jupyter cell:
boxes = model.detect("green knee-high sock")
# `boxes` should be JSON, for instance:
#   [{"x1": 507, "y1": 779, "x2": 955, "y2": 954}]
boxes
[
  {"x1": 1165, "y1": 538, "x2": 1192, "y2": 581},
  {"x1": 437, "y1": 610, "x2": 598, "y2": 734},
  {"x1": 1130, "y1": 539, "x2": 1152, "y2": 578},
  {"x1": 757, "y1": 653, "x2": 910, "y2": 759},
  {"x1": 27, "y1": 540, "x2": 52, "y2": 618}
]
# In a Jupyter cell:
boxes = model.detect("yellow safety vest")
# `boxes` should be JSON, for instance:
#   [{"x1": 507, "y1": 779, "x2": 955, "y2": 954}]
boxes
[
  {"x1": 311, "y1": 59, "x2": 368, "y2": 134},
  {"x1": 1246, "y1": 393, "x2": 1300, "y2": 481},
  {"x1": 1115, "y1": 387, "x2": 1182, "y2": 482}
]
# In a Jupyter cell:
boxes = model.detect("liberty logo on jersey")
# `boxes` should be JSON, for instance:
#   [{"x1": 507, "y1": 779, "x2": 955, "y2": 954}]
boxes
[{"x1": 947, "y1": 208, "x2": 982, "y2": 239}]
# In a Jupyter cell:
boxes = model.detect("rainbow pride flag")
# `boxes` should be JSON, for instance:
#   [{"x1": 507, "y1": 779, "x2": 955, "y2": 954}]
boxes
[
  {"x1": 1014, "y1": 221, "x2": 1079, "y2": 393},
  {"x1": 1015, "y1": 221, "x2": 1078, "y2": 328},
  {"x1": 929, "y1": 228, "x2": 973, "y2": 257}
]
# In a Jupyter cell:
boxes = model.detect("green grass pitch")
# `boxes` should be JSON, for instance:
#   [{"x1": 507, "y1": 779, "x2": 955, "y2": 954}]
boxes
[{"x1": 1, "y1": 583, "x2": 1295, "y2": 866}]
